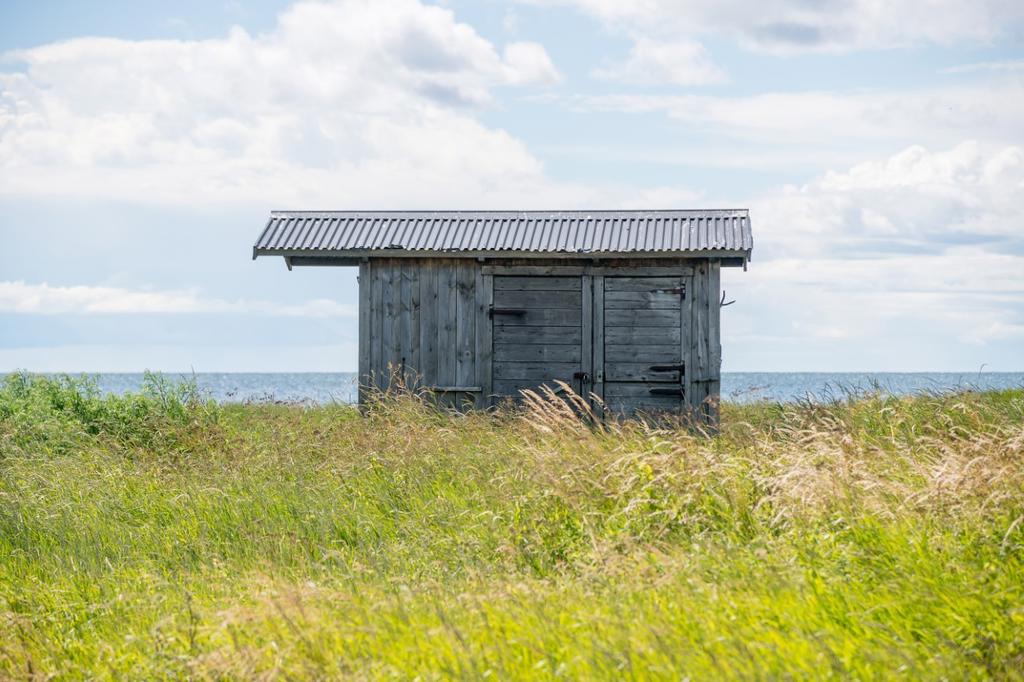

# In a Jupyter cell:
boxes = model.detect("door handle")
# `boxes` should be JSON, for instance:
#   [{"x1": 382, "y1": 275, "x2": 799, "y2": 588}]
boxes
[
  {"x1": 648, "y1": 387, "x2": 684, "y2": 396},
  {"x1": 573, "y1": 371, "x2": 590, "y2": 383},
  {"x1": 648, "y1": 364, "x2": 684, "y2": 372}
]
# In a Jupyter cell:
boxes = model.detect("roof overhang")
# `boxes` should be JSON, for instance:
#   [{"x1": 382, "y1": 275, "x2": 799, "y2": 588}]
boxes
[{"x1": 255, "y1": 248, "x2": 751, "y2": 270}]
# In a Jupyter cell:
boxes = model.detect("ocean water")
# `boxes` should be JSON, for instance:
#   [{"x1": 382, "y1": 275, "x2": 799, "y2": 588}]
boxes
[{"x1": 32, "y1": 371, "x2": 1024, "y2": 405}]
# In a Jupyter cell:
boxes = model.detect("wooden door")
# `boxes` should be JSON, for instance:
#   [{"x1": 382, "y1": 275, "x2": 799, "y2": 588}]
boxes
[
  {"x1": 490, "y1": 275, "x2": 591, "y2": 403},
  {"x1": 597, "y1": 275, "x2": 689, "y2": 416}
]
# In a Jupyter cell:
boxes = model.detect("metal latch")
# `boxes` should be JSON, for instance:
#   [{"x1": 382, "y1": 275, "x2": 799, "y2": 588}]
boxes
[{"x1": 648, "y1": 387, "x2": 684, "y2": 396}]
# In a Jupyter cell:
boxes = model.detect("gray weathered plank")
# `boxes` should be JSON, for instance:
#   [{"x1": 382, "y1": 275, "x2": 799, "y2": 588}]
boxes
[
  {"x1": 604, "y1": 309, "x2": 680, "y2": 327},
  {"x1": 493, "y1": 276, "x2": 580, "y2": 291},
  {"x1": 397, "y1": 260, "x2": 412, "y2": 385},
  {"x1": 680, "y1": 274, "x2": 693, "y2": 416},
  {"x1": 605, "y1": 345, "x2": 681, "y2": 362},
  {"x1": 483, "y1": 265, "x2": 585, "y2": 276},
  {"x1": 493, "y1": 379, "x2": 576, "y2": 397},
  {"x1": 369, "y1": 260, "x2": 384, "y2": 389},
  {"x1": 437, "y1": 261, "x2": 458, "y2": 406},
  {"x1": 581, "y1": 273, "x2": 593, "y2": 406},
  {"x1": 606, "y1": 326, "x2": 681, "y2": 345},
  {"x1": 492, "y1": 308, "x2": 583, "y2": 326},
  {"x1": 493, "y1": 326, "x2": 582, "y2": 345},
  {"x1": 358, "y1": 261, "x2": 371, "y2": 403},
  {"x1": 492, "y1": 289, "x2": 582, "y2": 309},
  {"x1": 707, "y1": 260, "x2": 722, "y2": 426},
  {"x1": 482, "y1": 265, "x2": 694, "y2": 277},
  {"x1": 476, "y1": 270, "x2": 493, "y2": 408},
  {"x1": 495, "y1": 344, "x2": 581, "y2": 363},
  {"x1": 605, "y1": 395, "x2": 684, "y2": 415},
  {"x1": 604, "y1": 276, "x2": 682, "y2": 292},
  {"x1": 605, "y1": 382, "x2": 683, "y2": 398},
  {"x1": 493, "y1": 362, "x2": 579, "y2": 380},
  {"x1": 407, "y1": 261, "x2": 421, "y2": 387},
  {"x1": 690, "y1": 261, "x2": 710, "y2": 421},
  {"x1": 419, "y1": 260, "x2": 439, "y2": 386},
  {"x1": 604, "y1": 363, "x2": 681, "y2": 382},
  {"x1": 455, "y1": 260, "x2": 476, "y2": 407},
  {"x1": 377, "y1": 260, "x2": 391, "y2": 381},
  {"x1": 604, "y1": 291, "x2": 681, "y2": 309},
  {"x1": 592, "y1": 274, "x2": 605, "y2": 416}
]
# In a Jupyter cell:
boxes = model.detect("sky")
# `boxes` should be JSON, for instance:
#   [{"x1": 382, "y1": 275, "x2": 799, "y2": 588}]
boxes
[{"x1": 0, "y1": 0, "x2": 1022, "y2": 373}]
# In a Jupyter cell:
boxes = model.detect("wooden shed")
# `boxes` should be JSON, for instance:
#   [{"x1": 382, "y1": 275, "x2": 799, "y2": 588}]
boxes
[{"x1": 253, "y1": 210, "x2": 752, "y2": 425}]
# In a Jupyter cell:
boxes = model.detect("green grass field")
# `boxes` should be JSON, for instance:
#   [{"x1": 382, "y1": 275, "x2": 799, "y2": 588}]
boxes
[{"x1": 1, "y1": 374, "x2": 1022, "y2": 679}]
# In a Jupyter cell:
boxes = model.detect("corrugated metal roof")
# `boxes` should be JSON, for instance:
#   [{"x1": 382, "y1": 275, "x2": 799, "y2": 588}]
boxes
[{"x1": 253, "y1": 210, "x2": 752, "y2": 260}]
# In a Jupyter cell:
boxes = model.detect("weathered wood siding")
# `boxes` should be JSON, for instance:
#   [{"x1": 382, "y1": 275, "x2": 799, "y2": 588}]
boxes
[
  {"x1": 359, "y1": 257, "x2": 723, "y2": 425},
  {"x1": 362, "y1": 258, "x2": 483, "y2": 408},
  {"x1": 687, "y1": 260, "x2": 722, "y2": 424},
  {"x1": 492, "y1": 275, "x2": 585, "y2": 400},
  {"x1": 601, "y1": 275, "x2": 687, "y2": 416}
]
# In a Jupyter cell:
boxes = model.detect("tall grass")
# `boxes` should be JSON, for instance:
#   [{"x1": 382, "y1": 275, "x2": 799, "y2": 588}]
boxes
[{"x1": 1, "y1": 373, "x2": 1022, "y2": 679}]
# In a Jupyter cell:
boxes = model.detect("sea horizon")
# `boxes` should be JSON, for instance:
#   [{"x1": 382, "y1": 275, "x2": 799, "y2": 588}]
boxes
[{"x1": 12, "y1": 370, "x2": 1024, "y2": 405}]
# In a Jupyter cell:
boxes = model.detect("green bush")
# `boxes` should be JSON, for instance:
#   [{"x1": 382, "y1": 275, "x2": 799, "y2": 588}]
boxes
[{"x1": 0, "y1": 372, "x2": 220, "y2": 456}]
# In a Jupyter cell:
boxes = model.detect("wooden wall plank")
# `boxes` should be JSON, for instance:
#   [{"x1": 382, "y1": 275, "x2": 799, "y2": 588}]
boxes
[
  {"x1": 493, "y1": 276, "x2": 579, "y2": 290},
  {"x1": 604, "y1": 309, "x2": 680, "y2": 327},
  {"x1": 358, "y1": 260, "x2": 370, "y2": 403},
  {"x1": 581, "y1": 274, "x2": 593, "y2": 403},
  {"x1": 419, "y1": 260, "x2": 439, "y2": 387},
  {"x1": 592, "y1": 274, "x2": 605, "y2": 416},
  {"x1": 605, "y1": 345, "x2": 681, "y2": 362},
  {"x1": 605, "y1": 395, "x2": 683, "y2": 415},
  {"x1": 476, "y1": 270, "x2": 493, "y2": 408},
  {"x1": 604, "y1": 276, "x2": 680, "y2": 292},
  {"x1": 493, "y1": 362, "x2": 579, "y2": 381},
  {"x1": 604, "y1": 291, "x2": 681, "y2": 309},
  {"x1": 605, "y1": 383, "x2": 684, "y2": 398},
  {"x1": 690, "y1": 261, "x2": 710, "y2": 422},
  {"x1": 397, "y1": 260, "x2": 412, "y2": 386},
  {"x1": 408, "y1": 260, "x2": 421, "y2": 388},
  {"x1": 707, "y1": 259, "x2": 722, "y2": 427},
  {"x1": 369, "y1": 260, "x2": 383, "y2": 390},
  {"x1": 606, "y1": 326, "x2": 681, "y2": 345},
  {"x1": 437, "y1": 262, "x2": 458, "y2": 406},
  {"x1": 494, "y1": 344, "x2": 581, "y2": 363},
  {"x1": 455, "y1": 260, "x2": 476, "y2": 409},
  {"x1": 483, "y1": 264, "x2": 694, "y2": 277},
  {"x1": 681, "y1": 273, "x2": 694, "y2": 418},
  {"x1": 493, "y1": 326, "x2": 582, "y2": 345},
  {"x1": 492, "y1": 290, "x2": 582, "y2": 309},
  {"x1": 493, "y1": 379, "x2": 576, "y2": 398},
  {"x1": 380, "y1": 260, "x2": 397, "y2": 387},
  {"x1": 604, "y1": 363, "x2": 680, "y2": 383},
  {"x1": 492, "y1": 309, "x2": 582, "y2": 326}
]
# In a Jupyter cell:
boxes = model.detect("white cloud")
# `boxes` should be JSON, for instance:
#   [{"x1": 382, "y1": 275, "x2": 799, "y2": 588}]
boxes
[
  {"x1": 568, "y1": 83, "x2": 1024, "y2": 150},
  {"x1": 530, "y1": 0, "x2": 1024, "y2": 54},
  {"x1": 721, "y1": 142, "x2": 1024, "y2": 365},
  {"x1": 941, "y1": 59, "x2": 1024, "y2": 74},
  {"x1": 0, "y1": 0, "x2": 567, "y2": 206},
  {"x1": 0, "y1": 281, "x2": 356, "y2": 317},
  {"x1": 591, "y1": 38, "x2": 727, "y2": 86},
  {"x1": 755, "y1": 141, "x2": 1024, "y2": 259},
  {"x1": 528, "y1": 0, "x2": 1024, "y2": 88}
]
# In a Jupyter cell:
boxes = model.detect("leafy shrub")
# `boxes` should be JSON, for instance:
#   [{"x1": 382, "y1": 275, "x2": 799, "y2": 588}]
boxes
[{"x1": 0, "y1": 372, "x2": 220, "y2": 456}]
